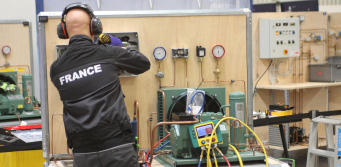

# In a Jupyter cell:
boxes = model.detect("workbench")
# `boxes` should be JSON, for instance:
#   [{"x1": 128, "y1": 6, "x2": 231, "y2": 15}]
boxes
[
  {"x1": 49, "y1": 157, "x2": 289, "y2": 167},
  {"x1": 255, "y1": 82, "x2": 341, "y2": 158},
  {"x1": 152, "y1": 156, "x2": 289, "y2": 167}
]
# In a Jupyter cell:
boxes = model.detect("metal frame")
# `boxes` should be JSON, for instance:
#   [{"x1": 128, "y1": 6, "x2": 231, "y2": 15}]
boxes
[
  {"x1": 37, "y1": 9, "x2": 253, "y2": 166},
  {"x1": 0, "y1": 20, "x2": 35, "y2": 98}
]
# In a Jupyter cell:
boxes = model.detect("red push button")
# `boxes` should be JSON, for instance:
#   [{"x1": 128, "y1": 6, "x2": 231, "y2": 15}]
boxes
[{"x1": 212, "y1": 138, "x2": 216, "y2": 142}]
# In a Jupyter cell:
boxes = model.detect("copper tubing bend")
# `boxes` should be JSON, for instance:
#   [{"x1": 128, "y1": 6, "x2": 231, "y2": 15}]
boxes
[
  {"x1": 134, "y1": 100, "x2": 139, "y2": 144},
  {"x1": 158, "y1": 90, "x2": 169, "y2": 134},
  {"x1": 149, "y1": 119, "x2": 199, "y2": 165}
]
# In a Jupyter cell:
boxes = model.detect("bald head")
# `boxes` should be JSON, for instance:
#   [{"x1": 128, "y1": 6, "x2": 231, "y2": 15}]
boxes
[{"x1": 65, "y1": 9, "x2": 92, "y2": 39}]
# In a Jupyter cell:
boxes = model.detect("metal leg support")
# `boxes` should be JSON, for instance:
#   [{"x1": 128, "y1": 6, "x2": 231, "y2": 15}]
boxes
[
  {"x1": 326, "y1": 123, "x2": 334, "y2": 167},
  {"x1": 279, "y1": 124, "x2": 289, "y2": 158}
]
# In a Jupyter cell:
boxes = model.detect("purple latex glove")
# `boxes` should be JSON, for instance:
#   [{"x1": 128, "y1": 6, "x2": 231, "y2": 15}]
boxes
[{"x1": 109, "y1": 35, "x2": 124, "y2": 47}]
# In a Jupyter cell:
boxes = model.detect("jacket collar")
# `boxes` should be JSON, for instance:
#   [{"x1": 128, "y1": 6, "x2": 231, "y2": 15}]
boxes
[{"x1": 69, "y1": 35, "x2": 93, "y2": 45}]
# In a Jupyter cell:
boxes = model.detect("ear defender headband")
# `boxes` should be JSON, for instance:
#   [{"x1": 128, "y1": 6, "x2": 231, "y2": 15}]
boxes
[{"x1": 57, "y1": 2, "x2": 103, "y2": 39}]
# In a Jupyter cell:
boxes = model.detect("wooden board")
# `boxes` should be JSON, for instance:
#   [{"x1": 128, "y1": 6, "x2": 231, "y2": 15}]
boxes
[
  {"x1": 44, "y1": 15, "x2": 248, "y2": 154},
  {"x1": 256, "y1": 82, "x2": 341, "y2": 90},
  {"x1": 0, "y1": 23, "x2": 31, "y2": 86}
]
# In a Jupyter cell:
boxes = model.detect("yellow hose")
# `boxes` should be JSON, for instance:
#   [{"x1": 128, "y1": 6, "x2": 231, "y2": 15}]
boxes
[
  {"x1": 212, "y1": 149, "x2": 218, "y2": 167},
  {"x1": 206, "y1": 150, "x2": 212, "y2": 167},
  {"x1": 229, "y1": 144, "x2": 243, "y2": 167},
  {"x1": 206, "y1": 117, "x2": 268, "y2": 167}
]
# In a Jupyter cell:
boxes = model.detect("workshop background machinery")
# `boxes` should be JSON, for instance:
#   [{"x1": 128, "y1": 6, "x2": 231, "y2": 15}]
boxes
[
  {"x1": 157, "y1": 87, "x2": 226, "y2": 143},
  {"x1": 0, "y1": 71, "x2": 40, "y2": 120},
  {"x1": 155, "y1": 88, "x2": 267, "y2": 167}
]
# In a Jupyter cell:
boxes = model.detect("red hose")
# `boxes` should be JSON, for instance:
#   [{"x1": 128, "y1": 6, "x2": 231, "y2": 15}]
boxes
[
  {"x1": 222, "y1": 155, "x2": 231, "y2": 167},
  {"x1": 145, "y1": 133, "x2": 170, "y2": 167}
]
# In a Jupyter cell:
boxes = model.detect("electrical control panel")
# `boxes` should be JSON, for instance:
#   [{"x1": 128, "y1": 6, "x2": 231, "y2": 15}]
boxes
[
  {"x1": 56, "y1": 32, "x2": 139, "y2": 77},
  {"x1": 259, "y1": 18, "x2": 300, "y2": 59},
  {"x1": 189, "y1": 120, "x2": 223, "y2": 148}
]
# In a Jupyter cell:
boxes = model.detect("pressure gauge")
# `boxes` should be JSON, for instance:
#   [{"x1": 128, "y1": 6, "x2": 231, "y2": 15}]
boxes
[
  {"x1": 153, "y1": 47, "x2": 166, "y2": 60},
  {"x1": 212, "y1": 45, "x2": 225, "y2": 58},
  {"x1": 2, "y1": 46, "x2": 11, "y2": 55}
]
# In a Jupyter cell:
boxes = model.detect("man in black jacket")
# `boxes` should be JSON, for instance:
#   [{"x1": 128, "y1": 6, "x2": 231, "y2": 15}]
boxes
[{"x1": 50, "y1": 3, "x2": 150, "y2": 167}]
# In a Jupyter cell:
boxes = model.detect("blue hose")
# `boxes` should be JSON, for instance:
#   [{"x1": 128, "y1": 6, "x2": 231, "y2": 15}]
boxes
[
  {"x1": 189, "y1": 91, "x2": 205, "y2": 118},
  {"x1": 153, "y1": 140, "x2": 170, "y2": 154},
  {"x1": 146, "y1": 140, "x2": 171, "y2": 165},
  {"x1": 198, "y1": 160, "x2": 202, "y2": 167}
]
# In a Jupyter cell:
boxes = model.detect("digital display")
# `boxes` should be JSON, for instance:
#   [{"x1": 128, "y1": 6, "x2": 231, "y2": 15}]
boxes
[{"x1": 196, "y1": 124, "x2": 213, "y2": 139}]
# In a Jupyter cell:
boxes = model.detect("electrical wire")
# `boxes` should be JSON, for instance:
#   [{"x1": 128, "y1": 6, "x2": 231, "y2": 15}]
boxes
[
  {"x1": 215, "y1": 147, "x2": 231, "y2": 167},
  {"x1": 253, "y1": 60, "x2": 273, "y2": 97},
  {"x1": 206, "y1": 117, "x2": 268, "y2": 167},
  {"x1": 212, "y1": 148, "x2": 218, "y2": 167},
  {"x1": 229, "y1": 144, "x2": 243, "y2": 167},
  {"x1": 145, "y1": 133, "x2": 170, "y2": 167},
  {"x1": 146, "y1": 140, "x2": 170, "y2": 161}
]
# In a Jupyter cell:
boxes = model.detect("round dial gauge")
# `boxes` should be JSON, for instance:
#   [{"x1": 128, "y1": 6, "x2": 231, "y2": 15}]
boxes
[
  {"x1": 153, "y1": 47, "x2": 166, "y2": 60},
  {"x1": 212, "y1": 45, "x2": 225, "y2": 58},
  {"x1": 2, "y1": 46, "x2": 11, "y2": 55}
]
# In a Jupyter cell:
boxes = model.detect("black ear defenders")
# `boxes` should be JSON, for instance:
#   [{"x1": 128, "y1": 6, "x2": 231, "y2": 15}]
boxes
[{"x1": 57, "y1": 2, "x2": 103, "y2": 39}]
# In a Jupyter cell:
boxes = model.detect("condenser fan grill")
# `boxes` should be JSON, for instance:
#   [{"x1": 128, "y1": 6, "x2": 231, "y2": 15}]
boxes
[{"x1": 167, "y1": 91, "x2": 223, "y2": 121}]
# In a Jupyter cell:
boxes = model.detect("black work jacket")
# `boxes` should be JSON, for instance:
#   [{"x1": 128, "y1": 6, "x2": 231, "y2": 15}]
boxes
[{"x1": 50, "y1": 35, "x2": 150, "y2": 153}]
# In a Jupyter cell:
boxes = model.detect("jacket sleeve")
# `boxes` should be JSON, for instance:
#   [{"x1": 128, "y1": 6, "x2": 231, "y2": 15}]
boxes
[{"x1": 108, "y1": 46, "x2": 151, "y2": 75}]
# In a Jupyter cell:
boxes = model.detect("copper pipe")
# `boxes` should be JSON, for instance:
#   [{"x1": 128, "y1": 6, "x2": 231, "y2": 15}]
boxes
[
  {"x1": 235, "y1": 144, "x2": 271, "y2": 156},
  {"x1": 51, "y1": 113, "x2": 63, "y2": 160},
  {"x1": 22, "y1": 89, "x2": 40, "y2": 110},
  {"x1": 134, "y1": 100, "x2": 139, "y2": 144},
  {"x1": 201, "y1": 62, "x2": 216, "y2": 83},
  {"x1": 160, "y1": 60, "x2": 176, "y2": 88},
  {"x1": 67, "y1": 145, "x2": 73, "y2": 157},
  {"x1": 185, "y1": 59, "x2": 188, "y2": 88},
  {"x1": 14, "y1": 113, "x2": 21, "y2": 125},
  {"x1": 149, "y1": 112, "x2": 158, "y2": 146},
  {"x1": 149, "y1": 119, "x2": 199, "y2": 165},
  {"x1": 232, "y1": 119, "x2": 242, "y2": 150},
  {"x1": 158, "y1": 90, "x2": 169, "y2": 134},
  {"x1": 217, "y1": 80, "x2": 246, "y2": 95}
]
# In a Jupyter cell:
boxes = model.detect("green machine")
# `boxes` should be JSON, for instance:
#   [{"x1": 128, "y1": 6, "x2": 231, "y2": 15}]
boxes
[
  {"x1": 221, "y1": 92, "x2": 248, "y2": 149},
  {"x1": 157, "y1": 87, "x2": 226, "y2": 142},
  {"x1": 0, "y1": 72, "x2": 40, "y2": 120},
  {"x1": 155, "y1": 88, "x2": 266, "y2": 167}
]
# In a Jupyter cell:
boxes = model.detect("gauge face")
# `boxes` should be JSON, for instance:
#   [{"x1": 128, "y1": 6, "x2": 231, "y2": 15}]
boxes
[
  {"x1": 212, "y1": 45, "x2": 225, "y2": 58},
  {"x1": 2, "y1": 46, "x2": 11, "y2": 55},
  {"x1": 154, "y1": 47, "x2": 166, "y2": 60}
]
